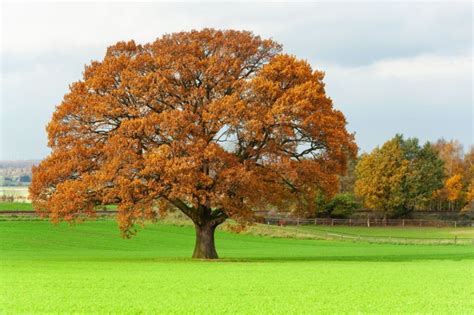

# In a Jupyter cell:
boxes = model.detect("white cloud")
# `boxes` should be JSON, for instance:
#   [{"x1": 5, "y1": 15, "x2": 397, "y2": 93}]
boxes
[
  {"x1": 1, "y1": 3, "x2": 191, "y2": 54},
  {"x1": 1, "y1": 2, "x2": 472, "y2": 159},
  {"x1": 2, "y1": 2, "x2": 471, "y2": 65},
  {"x1": 318, "y1": 54, "x2": 472, "y2": 152},
  {"x1": 369, "y1": 55, "x2": 472, "y2": 80},
  {"x1": 319, "y1": 54, "x2": 472, "y2": 108},
  {"x1": 0, "y1": 3, "x2": 289, "y2": 55}
]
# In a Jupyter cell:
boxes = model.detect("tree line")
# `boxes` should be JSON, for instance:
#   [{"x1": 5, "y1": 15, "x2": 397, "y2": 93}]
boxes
[{"x1": 322, "y1": 135, "x2": 473, "y2": 219}]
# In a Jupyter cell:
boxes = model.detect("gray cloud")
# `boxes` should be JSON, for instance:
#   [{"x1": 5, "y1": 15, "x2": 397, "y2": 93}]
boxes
[{"x1": 1, "y1": 2, "x2": 472, "y2": 159}]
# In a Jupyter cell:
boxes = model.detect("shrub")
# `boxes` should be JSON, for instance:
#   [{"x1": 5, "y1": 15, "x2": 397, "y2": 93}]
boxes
[{"x1": 324, "y1": 193, "x2": 359, "y2": 218}]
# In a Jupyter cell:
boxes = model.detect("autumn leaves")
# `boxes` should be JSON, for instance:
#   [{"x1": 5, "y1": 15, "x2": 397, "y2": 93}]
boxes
[
  {"x1": 30, "y1": 29, "x2": 356, "y2": 257},
  {"x1": 354, "y1": 136, "x2": 473, "y2": 217}
]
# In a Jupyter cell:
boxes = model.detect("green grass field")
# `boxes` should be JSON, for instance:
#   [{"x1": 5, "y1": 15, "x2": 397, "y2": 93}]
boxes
[
  {"x1": 297, "y1": 225, "x2": 474, "y2": 239},
  {"x1": 0, "y1": 201, "x2": 33, "y2": 211},
  {"x1": 1, "y1": 219, "x2": 473, "y2": 314}
]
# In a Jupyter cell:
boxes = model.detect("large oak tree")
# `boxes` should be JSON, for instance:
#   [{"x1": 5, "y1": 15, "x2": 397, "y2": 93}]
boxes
[{"x1": 30, "y1": 29, "x2": 356, "y2": 259}]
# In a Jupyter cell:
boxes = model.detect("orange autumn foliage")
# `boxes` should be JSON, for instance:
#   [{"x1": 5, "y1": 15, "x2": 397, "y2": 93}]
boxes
[
  {"x1": 431, "y1": 140, "x2": 474, "y2": 211},
  {"x1": 445, "y1": 174, "x2": 464, "y2": 202},
  {"x1": 30, "y1": 29, "x2": 356, "y2": 257}
]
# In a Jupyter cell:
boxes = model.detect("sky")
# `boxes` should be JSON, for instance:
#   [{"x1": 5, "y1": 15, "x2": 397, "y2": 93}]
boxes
[{"x1": 1, "y1": 1, "x2": 472, "y2": 160}]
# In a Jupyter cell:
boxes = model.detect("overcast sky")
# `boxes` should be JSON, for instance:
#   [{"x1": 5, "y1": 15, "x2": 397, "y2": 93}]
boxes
[{"x1": 1, "y1": 1, "x2": 472, "y2": 160}]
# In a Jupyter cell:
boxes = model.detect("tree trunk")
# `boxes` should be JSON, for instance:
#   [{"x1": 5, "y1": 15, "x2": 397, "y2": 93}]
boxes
[{"x1": 192, "y1": 223, "x2": 218, "y2": 259}]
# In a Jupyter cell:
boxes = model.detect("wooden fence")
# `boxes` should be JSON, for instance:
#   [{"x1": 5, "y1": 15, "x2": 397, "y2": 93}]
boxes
[
  {"x1": 1, "y1": 211, "x2": 473, "y2": 228},
  {"x1": 262, "y1": 216, "x2": 473, "y2": 228},
  {"x1": 311, "y1": 230, "x2": 473, "y2": 245}
]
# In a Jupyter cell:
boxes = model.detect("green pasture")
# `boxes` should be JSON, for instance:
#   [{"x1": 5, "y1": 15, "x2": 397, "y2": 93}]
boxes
[
  {"x1": 0, "y1": 202, "x2": 33, "y2": 211},
  {"x1": 1, "y1": 219, "x2": 473, "y2": 314},
  {"x1": 297, "y1": 225, "x2": 474, "y2": 239}
]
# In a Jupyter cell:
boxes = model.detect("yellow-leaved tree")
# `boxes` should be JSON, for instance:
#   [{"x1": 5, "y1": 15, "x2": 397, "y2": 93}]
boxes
[
  {"x1": 431, "y1": 140, "x2": 474, "y2": 211},
  {"x1": 355, "y1": 137, "x2": 407, "y2": 218}
]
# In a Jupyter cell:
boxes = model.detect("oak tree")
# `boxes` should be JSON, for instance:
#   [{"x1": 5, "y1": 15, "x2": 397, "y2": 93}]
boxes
[
  {"x1": 355, "y1": 137, "x2": 408, "y2": 218},
  {"x1": 30, "y1": 29, "x2": 356, "y2": 258}
]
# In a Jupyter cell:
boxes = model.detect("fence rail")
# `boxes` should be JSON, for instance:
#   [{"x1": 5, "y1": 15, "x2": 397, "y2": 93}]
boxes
[
  {"x1": 318, "y1": 231, "x2": 473, "y2": 245},
  {"x1": 257, "y1": 217, "x2": 474, "y2": 245},
  {"x1": 1, "y1": 210, "x2": 473, "y2": 228},
  {"x1": 262, "y1": 217, "x2": 473, "y2": 228}
]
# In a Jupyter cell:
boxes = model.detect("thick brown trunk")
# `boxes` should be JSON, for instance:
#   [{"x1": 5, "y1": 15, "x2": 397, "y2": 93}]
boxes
[{"x1": 192, "y1": 223, "x2": 218, "y2": 259}]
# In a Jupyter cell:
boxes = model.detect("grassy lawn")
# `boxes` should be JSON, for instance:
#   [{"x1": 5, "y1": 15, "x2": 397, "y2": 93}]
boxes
[
  {"x1": 297, "y1": 225, "x2": 474, "y2": 239},
  {"x1": 0, "y1": 201, "x2": 33, "y2": 211},
  {"x1": 1, "y1": 219, "x2": 473, "y2": 314}
]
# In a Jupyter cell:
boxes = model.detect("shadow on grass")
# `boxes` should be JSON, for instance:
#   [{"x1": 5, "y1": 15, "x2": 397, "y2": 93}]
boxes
[
  {"x1": 215, "y1": 253, "x2": 474, "y2": 263},
  {"x1": 5, "y1": 250, "x2": 473, "y2": 264},
  {"x1": 40, "y1": 252, "x2": 472, "y2": 264}
]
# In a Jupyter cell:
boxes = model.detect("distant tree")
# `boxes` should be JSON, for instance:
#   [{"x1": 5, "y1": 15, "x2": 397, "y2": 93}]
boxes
[
  {"x1": 401, "y1": 138, "x2": 446, "y2": 211},
  {"x1": 431, "y1": 141, "x2": 473, "y2": 211},
  {"x1": 463, "y1": 147, "x2": 474, "y2": 210},
  {"x1": 30, "y1": 29, "x2": 356, "y2": 259},
  {"x1": 355, "y1": 135, "x2": 444, "y2": 218},
  {"x1": 19, "y1": 175, "x2": 31, "y2": 183},
  {"x1": 463, "y1": 147, "x2": 474, "y2": 180},
  {"x1": 355, "y1": 137, "x2": 407, "y2": 218},
  {"x1": 432, "y1": 139, "x2": 464, "y2": 176},
  {"x1": 445, "y1": 175, "x2": 464, "y2": 206}
]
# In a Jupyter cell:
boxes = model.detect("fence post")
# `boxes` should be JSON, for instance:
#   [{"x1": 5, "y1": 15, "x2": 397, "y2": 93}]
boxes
[
  {"x1": 331, "y1": 219, "x2": 334, "y2": 226},
  {"x1": 454, "y1": 236, "x2": 457, "y2": 245},
  {"x1": 367, "y1": 218, "x2": 370, "y2": 227},
  {"x1": 315, "y1": 218, "x2": 317, "y2": 225},
  {"x1": 349, "y1": 219, "x2": 352, "y2": 226},
  {"x1": 454, "y1": 221, "x2": 457, "y2": 228},
  {"x1": 402, "y1": 219, "x2": 405, "y2": 227}
]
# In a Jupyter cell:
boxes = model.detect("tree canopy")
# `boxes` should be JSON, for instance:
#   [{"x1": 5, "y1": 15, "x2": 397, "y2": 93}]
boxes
[
  {"x1": 30, "y1": 29, "x2": 357, "y2": 258},
  {"x1": 355, "y1": 135, "x2": 444, "y2": 217},
  {"x1": 431, "y1": 140, "x2": 474, "y2": 211}
]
